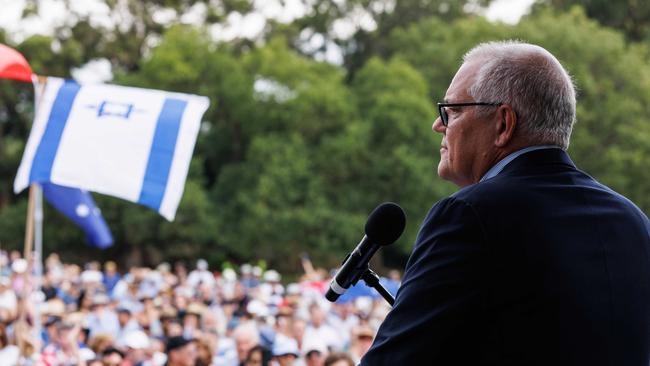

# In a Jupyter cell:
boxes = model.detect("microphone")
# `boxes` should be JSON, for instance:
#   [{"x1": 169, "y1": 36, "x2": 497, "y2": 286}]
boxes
[{"x1": 325, "y1": 202, "x2": 406, "y2": 302}]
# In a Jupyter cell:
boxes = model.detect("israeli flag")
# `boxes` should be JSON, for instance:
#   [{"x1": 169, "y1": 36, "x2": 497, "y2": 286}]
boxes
[
  {"x1": 41, "y1": 182, "x2": 113, "y2": 249},
  {"x1": 14, "y1": 77, "x2": 209, "y2": 220}
]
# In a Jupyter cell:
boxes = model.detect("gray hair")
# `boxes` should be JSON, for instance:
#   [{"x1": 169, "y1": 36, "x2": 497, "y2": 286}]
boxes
[{"x1": 463, "y1": 41, "x2": 576, "y2": 150}]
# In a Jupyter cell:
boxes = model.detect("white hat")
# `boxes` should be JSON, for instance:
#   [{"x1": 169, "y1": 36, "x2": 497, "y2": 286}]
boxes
[
  {"x1": 222, "y1": 268, "x2": 237, "y2": 282},
  {"x1": 302, "y1": 339, "x2": 328, "y2": 356},
  {"x1": 272, "y1": 336, "x2": 299, "y2": 357},
  {"x1": 92, "y1": 293, "x2": 110, "y2": 305},
  {"x1": 79, "y1": 348, "x2": 96, "y2": 362},
  {"x1": 240, "y1": 263, "x2": 252, "y2": 275},
  {"x1": 263, "y1": 270, "x2": 281, "y2": 282},
  {"x1": 197, "y1": 259, "x2": 208, "y2": 271},
  {"x1": 252, "y1": 266, "x2": 263, "y2": 277},
  {"x1": 246, "y1": 299, "x2": 269, "y2": 317},
  {"x1": 286, "y1": 283, "x2": 301, "y2": 295},
  {"x1": 11, "y1": 259, "x2": 27, "y2": 274},
  {"x1": 81, "y1": 270, "x2": 103, "y2": 283},
  {"x1": 123, "y1": 330, "x2": 150, "y2": 349}
]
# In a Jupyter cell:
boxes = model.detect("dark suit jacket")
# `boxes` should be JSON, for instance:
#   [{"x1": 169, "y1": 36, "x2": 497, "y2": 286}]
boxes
[{"x1": 361, "y1": 148, "x2": 650, "y2": 365}]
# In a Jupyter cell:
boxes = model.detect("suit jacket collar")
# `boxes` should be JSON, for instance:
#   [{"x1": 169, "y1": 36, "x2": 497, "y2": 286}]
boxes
[{"x1": 496, "y1": 147, "x2": 576, "y2": 178}]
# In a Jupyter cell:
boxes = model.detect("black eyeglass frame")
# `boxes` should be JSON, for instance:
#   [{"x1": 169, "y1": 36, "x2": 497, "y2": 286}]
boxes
[{"x1": 437, "y1": 102, "x2": 502, "y2": 127}]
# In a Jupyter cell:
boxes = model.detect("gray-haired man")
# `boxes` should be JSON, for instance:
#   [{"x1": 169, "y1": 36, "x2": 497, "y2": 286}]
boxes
[{"x1": 361, "y1": 41, "x2": 650, "y2": 365}]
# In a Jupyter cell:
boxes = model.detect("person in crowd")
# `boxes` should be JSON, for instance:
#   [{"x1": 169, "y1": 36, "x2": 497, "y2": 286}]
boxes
[
  {"x1": 326, "y1": 303, "x2": 358, "y2": 348},
  {"x1": 41, "y1": 321, "x2": 89, "y2": 366},
  {"x1": 187, "y1": 259, "x2": 215, "y2": 288},
  {"x1": 195, "y1": 336, "x2": 215, "y2": 366},
  {"x1": 299, "y1": 340, "x2": 327, "y2": 366},
  {"x1": 302, "y1": 303, "x2": 340, "y2": 351},
  {"x1": 86, "y1": 293, "x2": 118, "y2": 339},
  {"x1": 347, "y1": 325, "x2": 374, "y2": 364},
  {"x1": 102, "y1": 261, "x2": 121, "y2": 296},
  {"x1": 361, "y1": 41, "x2": 650, "y2": 365},
  {"x1": 233, "y1": 322, "x2": 260, "y2": 366},
  {"x1": 289, "y1": 318, "x2": 306, "y2": 352},
  {"x1": 0, "y1": 249, "x2": 399, "y2": 366},
  {"x1": 181, "y1": 302, "x2": 203, "y2": 339},
  {"x1": 121, "y1": 329, "x2": 151, "y2": 366},
  {"x1": 0, "y1": 322, "x2": 19, "y2": 365},
  {"x1": 271, "y1": 337, "x2": 299, "y2": 366},
  {"x1": 115, "y1": 304, "x2": 141, "y2": 344},
  {"x1": 323, "y1": 353, "x2": 354, "y2": 366},
  {"x1": 0, "y1": 277, "x2": 17, "y2": 322},
  {"x1": 100, "y1": 347, "x2": 124, "y2": 366},
  {"x1": 243, "y1": 345, "x2": 271, "y2": 366},
  {"x1": 165, "y1": 336, "x2": 197, "y2": 366},
  {"x1": 87, "y1": 333, "x2": 114, "y2": 357}
]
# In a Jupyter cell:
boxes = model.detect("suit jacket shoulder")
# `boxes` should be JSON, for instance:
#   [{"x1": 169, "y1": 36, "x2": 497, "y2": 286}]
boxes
[{"x1": 362, "y1": 148, "x2": 650, "y2": 366}]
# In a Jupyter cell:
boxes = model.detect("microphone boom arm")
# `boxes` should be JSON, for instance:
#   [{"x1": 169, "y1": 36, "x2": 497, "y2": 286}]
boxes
[{"x1": 362, "y1": 268, "x2": 395, "y2": 306}]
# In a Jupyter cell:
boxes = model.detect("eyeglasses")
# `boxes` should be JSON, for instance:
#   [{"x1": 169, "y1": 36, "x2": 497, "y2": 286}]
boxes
[{"x1": 437, "y1": 102, "x2": 502, "y2": 127}]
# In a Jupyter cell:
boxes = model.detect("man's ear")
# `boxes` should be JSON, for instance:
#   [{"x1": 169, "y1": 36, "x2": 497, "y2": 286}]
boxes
[{"x1": 494, "y1": 104, "x2": 517, "y2": 147}]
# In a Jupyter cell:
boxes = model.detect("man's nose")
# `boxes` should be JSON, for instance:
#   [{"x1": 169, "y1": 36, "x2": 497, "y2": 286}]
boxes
[{"x1": 432, "y1": 116, "x2": 445, "y2": 133}]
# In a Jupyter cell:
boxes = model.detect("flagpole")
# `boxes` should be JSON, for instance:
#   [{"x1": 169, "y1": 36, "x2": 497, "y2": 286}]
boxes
[
  {"x1": 33, "y1": 183, "x2": 43, "y2": 348},
  {"x1": 31, "y1": 76, "x2": 47, "y2": 353},
  {"x1": 23, "y1": 184, "x2": 36, "y2": 266},
  {"x1": 17, "y1": 76, "x2": 47, "y2": 362},
  {"x1": 18, "y1": 183, "x2": 36, "y2": 362}
]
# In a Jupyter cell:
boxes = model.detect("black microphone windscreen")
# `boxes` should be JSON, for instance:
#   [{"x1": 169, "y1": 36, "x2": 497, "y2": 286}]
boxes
[{"x1": 364, "y1": 202, "x2": 406, "y2": 246}]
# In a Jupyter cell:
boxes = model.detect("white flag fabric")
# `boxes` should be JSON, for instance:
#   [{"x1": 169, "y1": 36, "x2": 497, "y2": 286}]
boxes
[{"x1": 14, "y1": 77, "x2": 209, "y2": 221}]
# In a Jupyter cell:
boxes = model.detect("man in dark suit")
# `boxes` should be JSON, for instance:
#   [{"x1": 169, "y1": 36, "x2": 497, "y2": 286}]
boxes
[{"x1": 361, "y1": 41, "x2": 650, "y2": 365}]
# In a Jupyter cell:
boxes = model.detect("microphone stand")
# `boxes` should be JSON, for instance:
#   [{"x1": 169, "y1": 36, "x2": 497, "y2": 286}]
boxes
[{"x1": 362, "y1": 268, "x2": 395, "y2": 306}]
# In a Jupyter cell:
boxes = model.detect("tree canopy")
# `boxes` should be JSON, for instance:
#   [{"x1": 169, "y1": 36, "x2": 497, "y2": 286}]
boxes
[{"x1": 0, "y1": 1, "x2": 648, "y2": 273}]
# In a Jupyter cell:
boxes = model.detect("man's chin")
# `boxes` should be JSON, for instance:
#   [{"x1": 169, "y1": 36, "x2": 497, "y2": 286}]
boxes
[
  {"x1": 437, "y1": 162, "x2": 450, "y2": 181},
  {"x1": 438, "y1": 163, "x2": 464, "y2": 187}
]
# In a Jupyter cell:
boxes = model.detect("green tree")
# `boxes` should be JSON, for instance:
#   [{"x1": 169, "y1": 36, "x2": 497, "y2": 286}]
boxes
[
  {"x1": 2, "y1": 2, "x2": 648, "y2": 273},
  {"x1": 534, "y1": 0, "x2": 650, "y2": 42},
  {"x1": 384, "y1": 8, "x2": 650, "y2": 214}
]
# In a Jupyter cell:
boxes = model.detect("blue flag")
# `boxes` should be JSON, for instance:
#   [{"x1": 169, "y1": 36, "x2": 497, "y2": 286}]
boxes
[{"x1": 41, "y1": 183, "x2": 113, "y2": 249}]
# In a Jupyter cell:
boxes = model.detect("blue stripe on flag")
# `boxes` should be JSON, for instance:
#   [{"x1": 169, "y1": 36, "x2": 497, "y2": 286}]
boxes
[
  {"x1": 138, "y1": 98, "x2": 187, "y2": 211},
  {"x1": 29, "y1": 80, "x2": 81, "y2": 183}
]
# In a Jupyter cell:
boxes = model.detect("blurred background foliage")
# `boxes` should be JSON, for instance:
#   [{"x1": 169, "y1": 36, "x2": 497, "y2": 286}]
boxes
[{"x1": 0, "y1": 0, "x2": 648, "y2": 273}]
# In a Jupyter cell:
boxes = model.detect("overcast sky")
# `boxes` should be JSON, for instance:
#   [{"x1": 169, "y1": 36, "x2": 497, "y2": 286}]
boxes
[
  {"x1": 0, "y1": 0, "x2": 536, "y2": 82},
  {"x1": 0, "y1": 0, "x2": 536, "y2": 41}
]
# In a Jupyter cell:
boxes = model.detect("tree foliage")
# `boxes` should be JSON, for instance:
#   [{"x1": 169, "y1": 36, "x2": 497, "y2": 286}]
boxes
[
  {"x1": 534, "y1": 0, "x2": 650, "y2": 42},
  {"x1": 0, "y1": 2, "x2": 648, "y2": 272}
]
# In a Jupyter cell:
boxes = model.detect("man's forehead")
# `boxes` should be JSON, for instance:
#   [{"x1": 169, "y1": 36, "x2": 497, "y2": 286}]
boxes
[{"x1": 444, "y1": 61, "x2": 481, "y2": 101}]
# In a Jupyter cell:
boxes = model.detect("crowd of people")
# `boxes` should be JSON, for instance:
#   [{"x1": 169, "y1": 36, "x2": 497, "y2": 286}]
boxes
[{"x1": 0, "y1": 250, "x2": 400, "y2": 366}]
